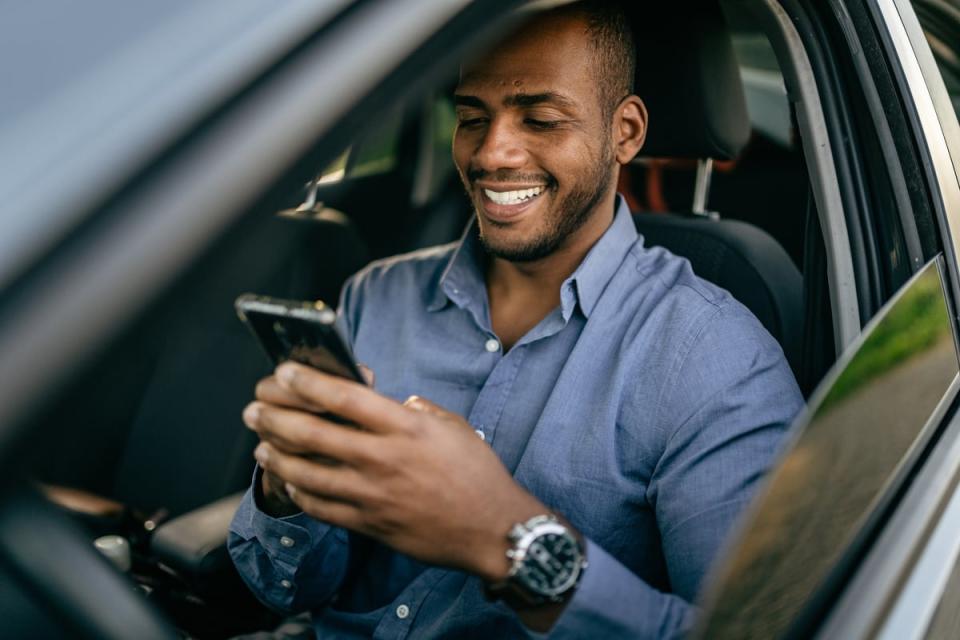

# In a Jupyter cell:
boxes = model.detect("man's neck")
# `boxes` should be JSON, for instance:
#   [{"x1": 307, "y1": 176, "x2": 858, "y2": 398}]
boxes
[{"x1": 485, "y1": 194, "x2": 618, "y2": 349}]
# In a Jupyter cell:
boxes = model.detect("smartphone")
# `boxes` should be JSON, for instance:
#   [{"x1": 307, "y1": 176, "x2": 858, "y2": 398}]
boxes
[{"x1": 235, "y1": 293, "x2": 366, "y2": 384}]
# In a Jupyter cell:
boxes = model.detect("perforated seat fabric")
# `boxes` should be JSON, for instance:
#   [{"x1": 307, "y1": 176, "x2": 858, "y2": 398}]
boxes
[{"x1": 634, "y1": 213, "x2": 802, "y2": 377}]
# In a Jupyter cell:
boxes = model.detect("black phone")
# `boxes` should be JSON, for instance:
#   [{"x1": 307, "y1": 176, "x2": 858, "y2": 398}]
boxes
[{"x1": 235, "y1": 293, "x2": 366, "y2": 384}]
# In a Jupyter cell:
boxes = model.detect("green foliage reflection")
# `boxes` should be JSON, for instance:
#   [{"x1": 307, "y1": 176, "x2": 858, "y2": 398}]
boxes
[{"x1": 820, "y1": 268, "x2": 950, "y2": 411}]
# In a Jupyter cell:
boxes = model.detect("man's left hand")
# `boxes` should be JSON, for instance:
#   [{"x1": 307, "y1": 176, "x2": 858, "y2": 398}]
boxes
[{"x1": 243, "y1": 361, "x2": 546, "y2": 583}]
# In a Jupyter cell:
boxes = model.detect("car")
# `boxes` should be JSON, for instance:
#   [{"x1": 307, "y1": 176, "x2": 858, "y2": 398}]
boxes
[{"x1": 1, "y1": 0, "x2": 959, "y2": 637}]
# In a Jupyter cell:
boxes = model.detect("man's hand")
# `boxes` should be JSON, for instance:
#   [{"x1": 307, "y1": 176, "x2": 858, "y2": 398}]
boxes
[
  {"x1": 245, "y1": 365, "x2": 377, "y2": 517},
  {"x1": 242, "y1": 362, "x2": 547, "y2": 583}
]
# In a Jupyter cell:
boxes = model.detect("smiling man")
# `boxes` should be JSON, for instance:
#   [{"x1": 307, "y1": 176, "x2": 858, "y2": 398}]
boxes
[{"x1": 229, "y1": 2, "x2": 803, "y2": 638}]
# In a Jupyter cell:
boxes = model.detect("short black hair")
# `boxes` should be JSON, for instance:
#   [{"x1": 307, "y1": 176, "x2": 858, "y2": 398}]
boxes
[{"x1": 563, "y1": 1, "x2": 636, "y2": 120}]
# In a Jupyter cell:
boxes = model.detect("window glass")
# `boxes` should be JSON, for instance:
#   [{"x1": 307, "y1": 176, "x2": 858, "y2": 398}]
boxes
[
  {"x1": 317, "y1": 148, "x2": 350, "y2": 184},
  {"x1": 694, "y1": 258, "x2": 959, "y2": 638},
  {"x1": 731, "y1": 33, "x2": 793, "y2": 149},
  {"x1": 316, "y1": 108, "x2": 404, "y2": 184},
  {"x1": 913, "y1": 0, "x2": 960, "y2": 119},
  {"x1": 432, "y1": 94, "x2": 457, "y2": 154},
  {"x1": 350, "y1": 108, "x2": 403, "y2": 178}
]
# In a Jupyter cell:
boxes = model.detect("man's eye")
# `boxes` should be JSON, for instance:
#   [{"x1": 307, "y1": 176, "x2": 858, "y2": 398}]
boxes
[
  {"x1": 525, "y1": 119, "x2": 561, "y2": 130},
  {"x1": 457, "y1": 118, "x2": 488, "y2": 128}
]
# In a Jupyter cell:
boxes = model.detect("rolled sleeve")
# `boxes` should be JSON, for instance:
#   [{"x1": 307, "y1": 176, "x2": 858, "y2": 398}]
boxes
[{"x1": 228, "y1": 470, "x2": 351, "y2": 614}]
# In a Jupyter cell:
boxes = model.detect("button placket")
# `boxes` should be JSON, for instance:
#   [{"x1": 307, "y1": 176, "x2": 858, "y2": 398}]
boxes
[{"x1": 467, "y1": 347, "x2": 524, "y2": 449}]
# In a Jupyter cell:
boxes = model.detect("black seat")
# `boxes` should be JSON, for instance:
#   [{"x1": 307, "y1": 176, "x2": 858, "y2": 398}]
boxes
[
  {"x1": 35, "y1": 207, "x2": 370, "y2": 519},
  {"x1": 114, "y1": 207, "x2": 370, "y2": 518},
  {"x1": 628, "y1": 2, "x2": 804, "y2": 377},
  {"x1": 32, "y1": 204, "x2": 371, "y2": 635}
]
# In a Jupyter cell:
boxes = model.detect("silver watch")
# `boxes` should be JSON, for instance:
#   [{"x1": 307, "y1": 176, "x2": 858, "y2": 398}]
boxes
[{"x1": 502, "y1": 514, "x2": 587, "y2": 604}]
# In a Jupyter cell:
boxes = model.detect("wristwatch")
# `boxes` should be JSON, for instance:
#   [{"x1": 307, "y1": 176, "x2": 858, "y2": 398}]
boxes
[{"x1": 486, "y1": 514, "x2": 587, "y2": 608}]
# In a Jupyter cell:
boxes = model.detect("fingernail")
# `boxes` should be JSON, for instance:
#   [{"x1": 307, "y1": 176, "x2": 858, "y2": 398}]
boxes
[
  {"x1": 285, "y1": 483, "x2": 296, "y2": 498},
  {"x1": 277, "y1": 363, "x2": 297, "y2": 386},
  {"x1": 242, "y1": 403, "x2": 260, "y2": 428},
  {"x1": 254, "y1": 444, "x2": 269, "y2": 465},
  {"x1": 405, "y1": 395, "x2": 424, "y2": 410}
]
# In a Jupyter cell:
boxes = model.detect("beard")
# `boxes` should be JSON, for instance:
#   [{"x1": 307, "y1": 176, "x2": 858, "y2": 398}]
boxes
[{"x1": 467, "y1": 145, "x2": 617, "y2": 263}]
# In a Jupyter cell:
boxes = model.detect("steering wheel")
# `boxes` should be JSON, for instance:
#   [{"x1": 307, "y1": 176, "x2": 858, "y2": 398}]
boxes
[{"x1": 0, "y1": 485, "x2": 179, "y2": 640}]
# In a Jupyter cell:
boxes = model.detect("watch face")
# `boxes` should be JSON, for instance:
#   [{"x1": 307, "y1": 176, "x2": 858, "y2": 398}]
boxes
[{"x1": 518, "y1": 530, "x2": 582, "y2": 597}]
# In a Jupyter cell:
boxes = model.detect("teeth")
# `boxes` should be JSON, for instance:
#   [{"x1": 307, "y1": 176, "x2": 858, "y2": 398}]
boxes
[{"x1": 483, "y1": 186, "x2": 543, "y2": 205}]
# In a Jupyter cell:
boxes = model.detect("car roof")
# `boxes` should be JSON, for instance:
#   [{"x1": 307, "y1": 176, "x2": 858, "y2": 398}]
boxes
[{"x1": 0, "y1": 0, "x2": 351, "y2": 292}]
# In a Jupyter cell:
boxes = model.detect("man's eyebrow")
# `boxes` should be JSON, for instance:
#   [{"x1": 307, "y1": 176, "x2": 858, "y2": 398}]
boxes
[
  {"x1": 504, "y1": 92, "x2": 576, "y2": 109},
  {"x1": 453, "y1": 92, "x2": 577, "y2": 110}
]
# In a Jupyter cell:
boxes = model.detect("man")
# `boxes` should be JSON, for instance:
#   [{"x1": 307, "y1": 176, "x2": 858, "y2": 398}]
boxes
[{"x1": 229, "y1": 2, "x2": 803, "y2": 638}]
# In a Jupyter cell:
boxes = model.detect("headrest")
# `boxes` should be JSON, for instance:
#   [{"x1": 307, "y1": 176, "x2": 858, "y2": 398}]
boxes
[{"x1": 629, "y1": 2, "x2": 750, "y2": 159}]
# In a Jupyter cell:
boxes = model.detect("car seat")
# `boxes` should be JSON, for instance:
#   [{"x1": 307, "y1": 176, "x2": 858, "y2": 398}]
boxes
[
  {"x1": 115, "y1": 205, "x2": 370, "y2": 519},
  {"x1": 33, "y1": 201, "x2": 370, "y2": 635},
  {"x1": 628, "y1": 1, "x2": 804, "y2": 378}
]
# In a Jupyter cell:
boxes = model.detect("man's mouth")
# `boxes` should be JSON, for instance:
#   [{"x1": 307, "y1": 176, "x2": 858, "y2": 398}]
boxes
[{"x1": 482, "y1": 186, "x2": 544, "y2": 206}]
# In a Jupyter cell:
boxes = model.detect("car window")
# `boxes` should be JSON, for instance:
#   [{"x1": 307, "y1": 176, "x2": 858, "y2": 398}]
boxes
[
  {"x1": 693, "y1": 257, "x2": 959, "y2": 638},
  {"x1": 17, "y1": 1, "x2": 960, "y2": 637},
  {"x1": 913, "y1": 0, "x2": 960, "y2": 120},
  {"x1": 732, "y1": 33, "x2": 794, "y2": 149},
  {"x1": 317, "y1": 108, "x2": 404, "y2": 184}
]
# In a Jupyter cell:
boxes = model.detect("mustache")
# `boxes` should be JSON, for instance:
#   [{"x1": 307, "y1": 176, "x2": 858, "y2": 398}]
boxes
[{"x1": 466, "y1": 168, "x2": 555, "y2": 187}]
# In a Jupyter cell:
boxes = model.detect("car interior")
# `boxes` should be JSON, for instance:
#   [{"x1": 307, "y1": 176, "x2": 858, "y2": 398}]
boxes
[{"x1": 3, "y1": 0, "x2": 959, "y2": 638}]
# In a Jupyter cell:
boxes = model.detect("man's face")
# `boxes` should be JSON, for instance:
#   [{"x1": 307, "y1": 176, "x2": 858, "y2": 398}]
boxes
[{"x1": 453, "y1": 13, "x2": 617, "y2": 262}]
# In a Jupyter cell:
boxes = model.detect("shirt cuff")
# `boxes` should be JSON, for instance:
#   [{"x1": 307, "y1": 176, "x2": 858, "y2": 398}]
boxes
[
  {"x1": 229, "y1": 471, "x2": 349, "y2": 612},
  {"x1": 232, "y1": 466, "x2": 336, "y2": 561},
  {"x1": 545, "y1": 539, "x2": 697, "y2": 640}
]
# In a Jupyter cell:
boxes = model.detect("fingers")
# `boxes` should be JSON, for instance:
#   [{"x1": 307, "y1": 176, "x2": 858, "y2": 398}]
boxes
[
  {"x1": 255, "y1": 376, "x2": 326, "y2": 413},
  {"x1": 255, "y1": 361, "x2": 373, "y2": 410},
  {"x1": 254, "y1": 442, "x2": 372, "y2": 505},
  {"x1": 243, "y1": 401, "x2": 377, "y2": 461},
  {"x1": 283, "y1": 482, "x2": 367, "y2": 532},
  {"x1": 275, "y1": 362, "x2": 417, "y2": 435}
]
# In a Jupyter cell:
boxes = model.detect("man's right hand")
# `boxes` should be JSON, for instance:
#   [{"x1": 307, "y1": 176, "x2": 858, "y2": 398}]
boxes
[
  {"x1": 245, "y1": 366, "x2": 375, "y2": 518},
  {"x1": 244, "y1": 375, "x2": 324, "y2": 517}
]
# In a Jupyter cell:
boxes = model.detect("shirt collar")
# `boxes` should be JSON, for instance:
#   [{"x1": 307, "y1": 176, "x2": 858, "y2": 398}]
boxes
[
  {"x1": 427, "y1": 195, "x2": 638, "y2": 319},
  {"x1": 427, "y1": 221, "x2": 486, "y2": 313},
  {"x1": 562, "y1": 195, "x2": 638, "y2": 319}
]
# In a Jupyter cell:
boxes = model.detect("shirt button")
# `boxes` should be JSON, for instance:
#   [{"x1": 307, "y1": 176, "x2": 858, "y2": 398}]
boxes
[
  {"x1": 475, "y1": 429, "x2": 485, "y2": 441},
  {"x1": 484, "y1": 338, "x2": 500, "y2": 353},
  {"x1": 396, "y1": 604, "x2": 410, "y2": 619},
  {"x1": 280, "y1": 579, "x2": 292, "y2": 589},
  {"x1": 280, "y1": 536, "x2": 295, "y2": 548}
]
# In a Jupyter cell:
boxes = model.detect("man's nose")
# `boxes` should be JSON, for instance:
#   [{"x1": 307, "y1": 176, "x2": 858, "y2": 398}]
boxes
[{"x1": 472, "y1": 118, "x2": 526, "y2": 172}]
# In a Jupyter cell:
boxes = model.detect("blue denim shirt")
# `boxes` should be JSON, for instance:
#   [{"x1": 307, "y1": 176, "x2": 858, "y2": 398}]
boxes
[{"x1": 229, "y1": 197, "x2": 803, "y2": 639}]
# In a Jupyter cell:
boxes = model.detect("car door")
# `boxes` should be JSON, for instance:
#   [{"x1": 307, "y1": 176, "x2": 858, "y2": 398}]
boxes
[
  {"x1": 694, "y1": 0, "x2": 960, "y2": 636},
  {"x1": 693, "y1": 256, "x2": 959, "y2": 638},
  {"x1": 0, "y1": 2, "x2": 523, "y2": 637}
]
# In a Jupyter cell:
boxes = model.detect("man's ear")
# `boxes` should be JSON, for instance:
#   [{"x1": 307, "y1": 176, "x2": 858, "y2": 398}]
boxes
[{"x1": 613, "y1": 96, "x2": 647, "y2": 165}]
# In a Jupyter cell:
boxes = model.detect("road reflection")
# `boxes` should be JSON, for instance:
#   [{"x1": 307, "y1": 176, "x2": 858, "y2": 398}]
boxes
[{"x1": 695, "y1": 259, "x2": 959, "y2": 638}]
